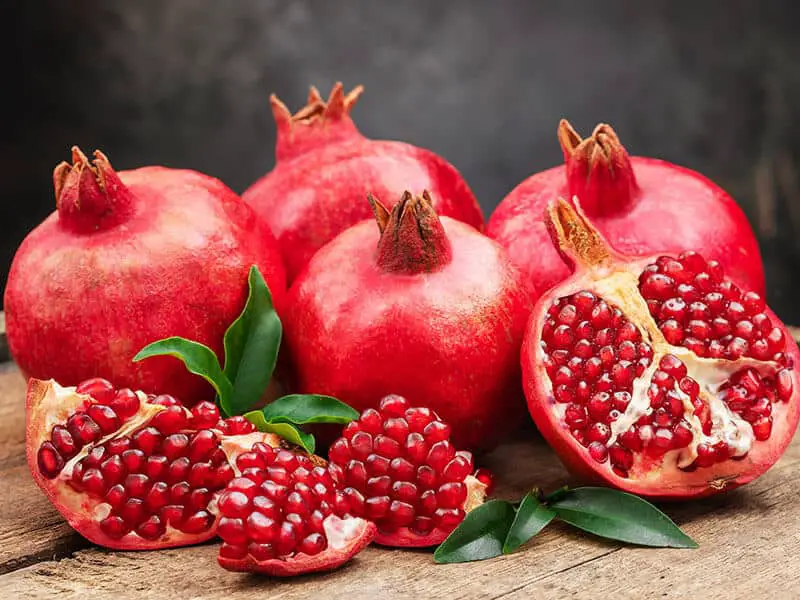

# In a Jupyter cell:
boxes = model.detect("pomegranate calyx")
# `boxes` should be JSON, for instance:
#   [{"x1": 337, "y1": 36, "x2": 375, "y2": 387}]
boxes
[
  {"x1": 546, "y1": 197, "x2": 613, "y2": 272},
  {"x1": 370, "y1": 191, "x2": 454, "y2": 275},
  {"x1": 271, "y1": 82, "x2": 364, "y2": 162},
  {"x1": 54, "y1": 147, "x2": 137, "y2": 233},
  {"x1": 558, "y1": 119, "x2": 640, "y2": 217}
]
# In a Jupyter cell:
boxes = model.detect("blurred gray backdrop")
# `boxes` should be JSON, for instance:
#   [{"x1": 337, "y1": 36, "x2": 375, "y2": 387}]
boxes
[{"x1": 4, "y1": 1, "x2": 799, "y2": 319}]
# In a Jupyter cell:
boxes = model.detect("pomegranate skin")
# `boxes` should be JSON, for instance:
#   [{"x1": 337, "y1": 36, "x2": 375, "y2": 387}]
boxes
[
  {"x1": 487, "y1": 120, "x2": 765, "y2": 297},
  {"x1": 5, "y1": 149, "x2": 287, "y2": 404},
  {"x1": 243, "y1": 83, "x2": 484, "y2": 283},
  {"x1": 283, "y1": 192, "x2": 533, "y2": 451}
]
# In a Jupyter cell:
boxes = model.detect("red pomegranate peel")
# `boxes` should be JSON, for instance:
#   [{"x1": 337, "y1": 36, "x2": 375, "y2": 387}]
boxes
[
  {"x1": 522, "y1": 198, "x2": 799, "y2": 499},
  {"x1": 488, "y1": 120, "x2": 765, "y2": 297}
]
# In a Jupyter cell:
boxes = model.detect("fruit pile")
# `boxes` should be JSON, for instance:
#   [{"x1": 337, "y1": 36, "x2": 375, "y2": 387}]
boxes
[{"x1": 8, "y1": 82, "x2": 799, "y2": 578}]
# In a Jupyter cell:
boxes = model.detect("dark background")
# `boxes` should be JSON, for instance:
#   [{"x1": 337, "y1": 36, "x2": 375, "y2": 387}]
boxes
[{"x1": 4, "y1": 1, "x2": 800, "y2": 320}]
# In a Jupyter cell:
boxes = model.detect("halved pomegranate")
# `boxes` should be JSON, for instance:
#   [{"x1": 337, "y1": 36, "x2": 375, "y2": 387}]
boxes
[
  {"x1": 522, "y1": 199, "x2": 800, "y2": 498},
  {"x1": 27, "y1": 377, "x2": 282, "y2": 549},
  {"x1": 326, "y1": 395, "x2": 488, "y2": 547},
  {"x1": 216, "y1": 445, "x2": 376, "y2": 576}
]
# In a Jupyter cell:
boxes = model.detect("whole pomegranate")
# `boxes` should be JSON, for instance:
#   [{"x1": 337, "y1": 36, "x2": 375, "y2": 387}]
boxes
[
  {"x1": 243, "y1": 82, "x2": 484, "y2": 283},
  {"x1": 327, "y1": 394, "x2": 489, "y2": 547},
  {"x1": 522, "y1": 198, "x2": 799, "y2": 498},
  {"x1": 28, "y1": 376, "x2": 375, "y2": 575},
  {"x1": 283, "y1": 191, "x2": 533, "y2": 451},
  {"x1": 5, "y1": 148, "x2": 287, "y2": 403},
  {"x1": 487, "y1": 120, "x2": 765, "y2": 296}
]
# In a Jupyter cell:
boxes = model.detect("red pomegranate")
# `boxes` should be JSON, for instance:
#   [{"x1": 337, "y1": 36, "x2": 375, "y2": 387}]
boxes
[
  {"x1": 283, "y1": 191, "x2": 533, "y2": 451},
  {"x1": 243, "y1": 82, "x2": 484, "y2": 283},
  {"x1": 487, "y1": 120, "x2": 765, "y2": 296},
  {"x1": 327, "y1": 394, "x2": 489, "y2": 547},
  {"x1": 522, "y1": 198, "x2": 799, "y2": 498},
  {"x1": 28, "y1": 376, "x2": 375, "y2": 574},
  {"x1": 5, "y1": 148, "x2": 286, "y2": 404}
]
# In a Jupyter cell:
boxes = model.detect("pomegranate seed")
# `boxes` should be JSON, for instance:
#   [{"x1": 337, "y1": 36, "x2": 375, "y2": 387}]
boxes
[
  {"x1": 441, "y1": 455, "x2": 472, "y2": 482},
  {"x1": 586, "y1": 422, "x2": 611, "y2": 444},
  {"x1": 551, "y1": 324, "x2": 575, "y2": 349},
  {"x1": 106, "y1": 437, "x2": 131, "y2": 455},
  {"x1": 218, "y1": 517, "x2": 248, "y2": 544},
  {"x1": 76, "y1": 377, "x2": 116, "y2": 404},
  {"x1": 105, "y1": 483, "x2": 127, "y2": 509},
  {"x1": 124, "y1": 473, "x2": 151, "y2": 498},
  {"x1": 379, "y1": 395, "x2": 409, "y2": 417},
  {"x1": 132, "y1": 427, "x2": 162, "y2": 454},
  {"x1": 612, "y1": 391, "x2": 631, "y2": 412},
  {"x1": 652, "y1": 428, "x2": 674, "y2": 451},
  {"x1": 37, "y1": 442, "x2": 64, "y2": 478},
  {"x1": 110, "y1": 389, "x2": 140, "y2": 420},
  {"x1": 384, "y1": 418, "x2": 410, "y2": 443},
  {"x1": 416, "y1": 465, "x2": 438, "y2": 489},
  {"x1": 587, "y1": 442, "x2": 608, "y2": 463},
  {"x1": 86, "y1": 405, "x2": 120, "y2": 434},
  {"x1": 751, "y1": 416, "x2": 772, "y2": 441},
  {"x1": 66, "y1": 413, "x2": 102, "y2": 446},
  {"x1": 423, "y1": 420, "x2": 451, "y2": 443},
  {"x1": 298, "y1": 533, "x2": 326, "y2": 555},
  {"x1": 404, "y1": 407, "x2": 433, "y2": 432},
  {"x1": 695, "y1": 443, "x2": 717, "y2": 468},
  {"x1": 151, "y1": 406, "x2": 189, "y2": 435},
  {"x1": 144, "y1": 481, "x2": 169, "y2": 511},
  {"x1": 777, "y1": 369, "x2": 794, "y2": 401},
  {"x1": 100, "y1": 515, "x2": 130, "y2": 539},
  {"x1": 672, "y1": 422, "x2": 694, "y2": 448},
  {"x1": 181, "y1": 510, "x2": 213, "y2": 533},
  {"x1": 573, "y1": 339, "x2": 593, "y2": 358},
  {"x1": 661, "y1": 320, "x2": 684, "y2": 344},
  {"x1": 619, "y1": 428, "x2": 643, "y2": 451},
  {"x1": 365, "y1": 496, "x2": 391, "y2": 520},
  {"x1": 608, "y1": 445, "x2": 633, "y2": 470},
  {"x1": 365, "y1": 453, "x2": 390, "y2": 476},
  {"x1": 565, "y1": 403, "x2": 588, "y2": 429},
  {"x1": 373, "y1": 435, "x2": 402, "y2": 459},
  {"x1": 391, "y1": 480, "x2": 418, "y2": 503},
  {"x1": 189, "y1": 401, "x2": 220, "y2": 428},
  {"x1": 433, "y1": 508, "x2": 465, "y2": 532},
  {"x1": 136, "y1": 515, "x2": 166, "y2": 540}
]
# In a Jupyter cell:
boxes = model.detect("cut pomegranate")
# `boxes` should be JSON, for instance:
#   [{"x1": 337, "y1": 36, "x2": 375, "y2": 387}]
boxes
[
  {"x1": 216, "y1": 445, "x2": 376, "y2": 576},
  {"x1": 27, "y1": 377, "x2": 283, "y2": 549},
  {"x1": 522, "y1": 199, "x2": 800, "y2": 498},
  {"x1": 326, "y1": 395, "x2": 488, "y2": 547}
]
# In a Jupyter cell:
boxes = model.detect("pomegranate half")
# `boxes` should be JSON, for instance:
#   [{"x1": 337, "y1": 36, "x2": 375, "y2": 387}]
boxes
[
  {"x1": 243, "y1": 83, "x2": 484, "y2": 283},
  {"x1": 6, "y1": 148, "x2": 286, "y2": 404},
  {"x1": 522, "y1": 199, "x2": 799, "y2": 498},
  {"x1": 488, "y1": 120, "x2": 765, "y2": 296}
]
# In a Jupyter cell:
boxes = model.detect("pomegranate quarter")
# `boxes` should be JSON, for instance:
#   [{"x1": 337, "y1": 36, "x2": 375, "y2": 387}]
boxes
[{"x1": 522, "y1": 198, "x2": 800, "y2": 498}]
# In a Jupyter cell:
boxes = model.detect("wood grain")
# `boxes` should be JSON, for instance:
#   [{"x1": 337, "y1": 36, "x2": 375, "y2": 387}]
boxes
[{"x1": 0, "y1": 363, "x2": 798, "y2": 599}]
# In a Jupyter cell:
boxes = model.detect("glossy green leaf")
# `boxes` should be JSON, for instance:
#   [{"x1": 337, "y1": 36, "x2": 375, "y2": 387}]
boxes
[
  {"x1": 222, "y1": 266, "x2": 283, "y2": 417},
  {"x1": 133, "y1": 337, "x2": 232, "y2": 404},
  {"x1": 434, "y1": 500, "x2": 516, "y2": 564},
  {"x1": 550, "y1": 487, "x2": 697, "y2": 548},
  {"x1": 503, "y1": 493, "x2": 556, "y2": 554},
  {"x1": 243, "y1": 410, "x2": 315, "y2": 453},
  {"x1": 260, "y1": 394, "x2": 359, "y2": 425}
]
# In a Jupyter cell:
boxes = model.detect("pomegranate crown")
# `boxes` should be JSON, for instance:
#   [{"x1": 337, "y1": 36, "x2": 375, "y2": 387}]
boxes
[
  {"x1": 53, "y1": 146, "x2": 135, "y2": 232},
  {"x1": 368, "y1": 190, "x2": 453, "y2": 274},
  {"x1": 271, "y1": 82, "x2": 364, "y2": 162},
  {"x1": 544, "y1": 196, "x2": 614, "y2": 273},
  {"x1": 557, "y1": 119, "x2": 639, "y2": 217}
]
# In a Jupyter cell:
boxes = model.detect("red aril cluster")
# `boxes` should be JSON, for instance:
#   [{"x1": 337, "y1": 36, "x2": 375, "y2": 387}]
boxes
[
  {"x1": 523, "y1": 199, "x2": 800, "y2": 498},
  {"x1": 326, "y1": 395, "x2": 488, "y2": 547},
  {"x1": 217, "y1": 447, "x2": 341, "y2": 561},
  {"x1": 28, "y1": 377, "x2": 268, "y2": 549}
]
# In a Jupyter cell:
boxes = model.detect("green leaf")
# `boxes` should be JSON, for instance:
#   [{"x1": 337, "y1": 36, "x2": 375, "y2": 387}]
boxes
[
  {"x1": 222, "y1": 266, "x2": 283, "y2": 417},
  {"x1": 503, "y1": 493, "x2": 556, "y2": 554},
  {"x1": 549, "y1": 487, "x2": 697, "y2": 549},
  {"x1": 260, "y1": 394, "x2": 359, "y2": 425},
  {"x1": 133, "y1": 337, "x2": 232, "y2": 404},
  {"x1": 434, "y1": 500, "x2": 516, "y2": 564},
  {"x1": 243, "y1": 410, "x2": 315, "y2": 453}
]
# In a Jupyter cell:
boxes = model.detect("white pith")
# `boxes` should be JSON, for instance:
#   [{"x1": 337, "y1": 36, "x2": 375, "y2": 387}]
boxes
[
  {"x1": 323, "y1": 514, "x2": 368, "y2": 550},
  {"x1": 543, "y1": 267, "x2": 783, "y2": 473},
  {"x1": 32, "y1": 380, "x2": 281, "y2": 542}
]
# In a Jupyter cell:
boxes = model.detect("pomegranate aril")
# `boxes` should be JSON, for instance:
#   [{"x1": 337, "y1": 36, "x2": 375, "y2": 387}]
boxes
[
  {"x1": 672, "y1": 422, "x2": 694, "y2": 449},
  {"x1": 121, "y1": 497, "x2": 146, "y2": 525},
  {"x1": 110, "y1": 389, "x2": 140, "y2": 420},
  {"x1": 777, "y1": 369, "x2": 794, "y2": 401},
  {"x1": 422, "y1": 420, "x2": 451, "y2": 443},
  {"x1": 551, "y1": 325, "x2": 575, "y2": 349},
  {"x1": 76, "y1": 377, "x2": 115, "y2": 404},
  {"x1": 565, "y1": 403, "x2": 588, "y2": 429},
  {"x1": 100, "y1": 515, "x2": 130, "y2": 539},
  {"x1": 619, "y1": 427, "x2": 643, "y2": 451},
  {"x1": 436, "y1": 482, "x2": 467, "y2": 508},
  {"x1": 218, "y1": 517, "x2": 248, "y2": 544},
  {"x1": 442, "y1": 454, "x2": 472, "y2": 482},
  {"x1": 124, "y1": 473, "x2": 151, "y2": 498},
  {"x1": 365, "y1": 453, "x2": 390, "y2": 476},
  {"x1": 434, "y1": 508, "x2": 465, "y2": 532},
  {"x1": 587, "y1": 441, "x2": 608, "y2": 463},
  {"x1": 379, "y1": 394, "x2": 409, "y2": 417},
  {"x1": 373, "y1": 435, "x2": 402, "y2": 459},
  {"x1": 609, "y1": 445, "x2": 633, "y2": 471},
  {"x1": 181, "y1": 510, "x2": 213, "y2": 533},
  {"x1": 652, "y1": 428, "x2": 674, "y2": 451},
  {"x1": 136, "y1": 515, "x2": 166, "y2": 540},
  {"x1": 661, "y1": 320, "x2": 684, "y2": 344},
  {"x1": 752, "y1": 416, "x2": 773, "y2": 441},
  {"x1": 389, "y1": 457, "x2": 415, "y2": 481},
  {"x1": 132, "y1": 427, "x2": 162, "y2": 455},
  {"x1": 391, "y1": 480, "x2": 418, "y2": 503},
  {"x1": 162, "y1": 433, "x2": 190, "y2": 461},
  {"x1": 66, "y1": 413, "x2": 102, "y2": 446},
  {"x1": 660, "y1": 355, "x2": 688, "y2": 379},
  {"x1": 145, "y1": 481, "x2": 170, "y2": 511},
  {"x1": 426, "y1": 441, "x2": 456, "y2": 471},
  {"x1": 87, "y1": 405, "x2": 120, "y2": 434},
  {"x1": 417, "y1": 465, "x2": 438, "y2": 489},
  {"x1": 587, "y1": 422, "x2": 611, "y2": 443},
  {"x1": 50, "y1": 425, "x2": 78, "y2": 459}
]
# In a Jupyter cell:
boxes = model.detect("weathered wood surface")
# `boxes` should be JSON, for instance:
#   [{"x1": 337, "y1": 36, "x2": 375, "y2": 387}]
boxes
[{"x1": 0, "y1": 365, "x2": 799, "y2": 599}]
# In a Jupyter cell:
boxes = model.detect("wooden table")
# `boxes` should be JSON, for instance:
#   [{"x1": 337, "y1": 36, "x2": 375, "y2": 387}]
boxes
[{"x1": 1, "y1": 361, "x2": 799, "y2": 599}]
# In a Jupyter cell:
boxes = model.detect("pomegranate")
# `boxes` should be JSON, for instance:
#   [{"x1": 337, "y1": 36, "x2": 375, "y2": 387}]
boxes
[
  {"x1": 216, "y1": 446, "x2": 376, "y2": 575},
  {"x1": 487, "y1": 120, "x2": 765, "y2": 296},
  {"x1": 327, "y1": 395, "x2": 488, "y2": 547},
  {"x1": 522, "y1": 198, "x2": 799, "y2": 498},
  {"x1": 283, "y1": 191, "x2": 533, "y2": 450},
  {"x1": 243, "y1": 82, "x2": 484, "y2": 283},
  {"x1": 6, "y1": 148, "x2": 287, "y2": 404}
]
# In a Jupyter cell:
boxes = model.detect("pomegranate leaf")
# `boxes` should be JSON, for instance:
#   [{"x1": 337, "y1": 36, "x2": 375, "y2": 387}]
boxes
[
  {"x1": 243, "y1": 409, "x2": 316, "y2": 453},
  {"x1": 549, "y1": 487, "x2": 697, "y2": 548},
  {"x1": 502, "y1": 493, "x2": 556, "y2": 554},
  {"x1": 222, "y1": 266, "x2": 282, "y2": 416},
  {"x1": 433, "y1": 500, "x2": 516, "y2": 564},
  {"x1": 133, "y1": 337, "x2": 233, "y2": 405},
  {"x1": 259, "y1": 394, "x2": 359, "y2": 424}
]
